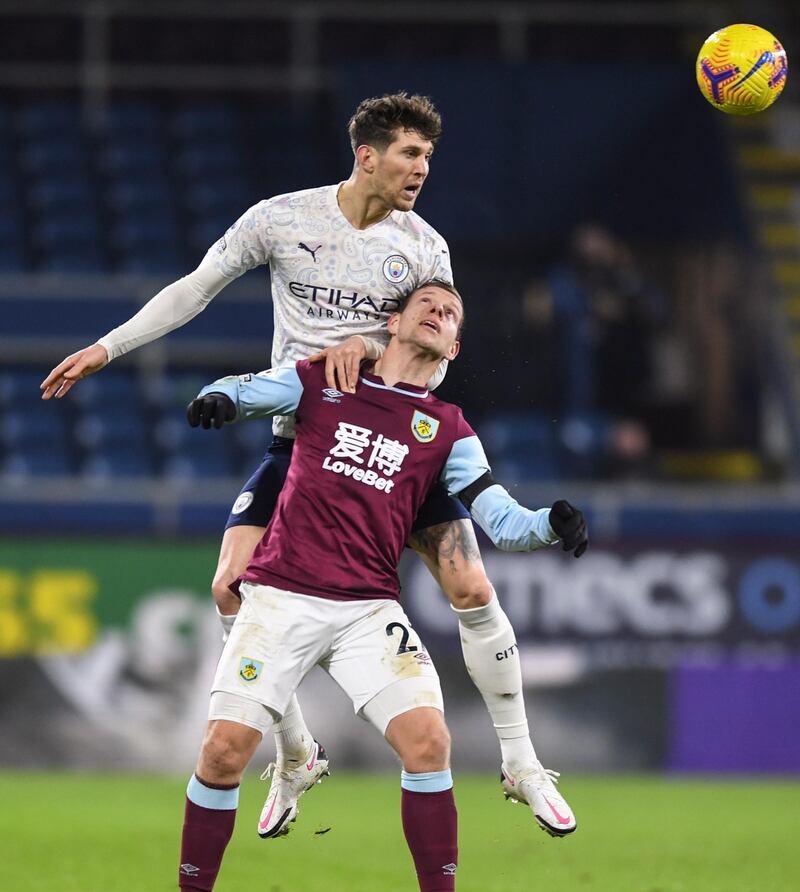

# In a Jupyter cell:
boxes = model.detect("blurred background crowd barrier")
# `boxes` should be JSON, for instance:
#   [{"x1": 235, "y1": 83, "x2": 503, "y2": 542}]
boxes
[{"x1": 1, "y1": 0, "x2": 799, "y2": 774}]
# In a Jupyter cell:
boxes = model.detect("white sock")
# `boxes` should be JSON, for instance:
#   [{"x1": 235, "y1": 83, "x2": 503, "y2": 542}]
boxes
[
  {"x1": 273, "y1": 695, "x2": 314, "y2": 766},
  {"x1": 452, "y1": 592, "x2": 538, "y2": 774}
]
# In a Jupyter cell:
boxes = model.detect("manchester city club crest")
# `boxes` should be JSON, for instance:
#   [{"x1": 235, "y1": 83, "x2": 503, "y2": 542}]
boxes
[
  {"x1": 239, "y1": 657, "x2": 263, "y2": 683},
  {"x1": 411, "y1": 410, "x2": 440, "y2": 443},
  {"x1": 382, "y1": 254, "x2": 410, "y2": 283}
]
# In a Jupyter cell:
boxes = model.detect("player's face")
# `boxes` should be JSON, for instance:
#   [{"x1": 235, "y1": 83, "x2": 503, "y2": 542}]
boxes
[
  {"x1": 392, "y1": 286, "x2": 462, "y2": 359},
  {"x1": 374, "y1": 130, "x2": 433, "y2": 211}
]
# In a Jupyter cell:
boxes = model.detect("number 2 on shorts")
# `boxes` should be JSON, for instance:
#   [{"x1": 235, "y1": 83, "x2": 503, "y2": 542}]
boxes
[{"x1": 385, "y1": 621, "x2": 418, "y2": 655}]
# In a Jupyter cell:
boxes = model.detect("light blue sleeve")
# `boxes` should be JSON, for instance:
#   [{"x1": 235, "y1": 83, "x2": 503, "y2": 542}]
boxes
[
  {"x1": 198, "y1": 365, "x2": 303, "y2": 421},
  {"x1": 441, "y1": 435, "x2": 558, "y2": 552}
]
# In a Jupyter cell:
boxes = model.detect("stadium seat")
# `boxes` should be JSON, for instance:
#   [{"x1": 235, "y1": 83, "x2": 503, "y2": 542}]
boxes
[
  {"x1": 17, "y1": 101, "x2": 81, "y2": 138},
  {"x1": 171, "y1": 104, "x2": 241, "y2": 139},
  {"x1": 65, "y1": 371, "x2": 139, "y2": 409},
  {"x1": 106, "y1": 178, "x2": 173, "y2": 215},
  {"x1": 183, "y1": 179, "x2": 249, "y2": 217},
  {"x1": 0, "y1": 174, "x2": 17, "y2": 205},
  {"x1": 38, "y1": 250, "x2": 107, "y2": 273},
  {"x1": 28, "y1": 177, "x2": 96, "y2": 214},
  {"x1": 0, "y1": 244, "x2": 26, "y2": 271},
  {"x1": 22, "y1": 140, "x2": 86, "y2": 174},
  {"x1": 34, "y1": 215, "x2": 100, "y2": 247},
  {"x1": 99, "y1": 142, "x2": 168, "y2": 176},
  {"x1": 1, "y1": 408, "x2": 70, "y2": 449},
  {"x1": 0, "y1": 370, "x2": 50, "y2": 406},
  {"x1": 162, "y1": 446, "x2": 235, "y2": 480},
  {"x1": 73, "y1": 411, "x2": 148, "y2": 452},
  {"x1": 80, "y1": 449, "x2": 153, "y2": 479},
  {"x1": 477, "y1": 411, "x2": 560, "y2": 482},
  {"x1": 116, "y1": 251, "x2": 184, "y2": 275},
  {"x1": 102, "y1": 102, "x2": 162, "y2": 136},
  {"x1": 3, "y1": 448, "x2": 74, "y2": 478},
  {"x1": 178, "y1": 142, "x2": 242, "y2": 178}
]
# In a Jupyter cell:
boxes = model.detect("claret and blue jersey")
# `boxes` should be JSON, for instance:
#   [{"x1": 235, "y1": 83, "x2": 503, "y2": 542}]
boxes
[{"x1": 200, "y1": 360, "x2": 557, "y2": 602}]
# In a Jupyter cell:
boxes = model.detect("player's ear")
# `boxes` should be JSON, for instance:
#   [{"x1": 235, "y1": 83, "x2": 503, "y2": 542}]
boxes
[
  {"x1": 446, "y1": 339, "x2": 461, "y2": 361},
  {"x1": 355, "y1": 144, "x2": 377, "y2": 174},
  {"x1": 387, "y1": 312, "x2": 401, "y2": 335}
]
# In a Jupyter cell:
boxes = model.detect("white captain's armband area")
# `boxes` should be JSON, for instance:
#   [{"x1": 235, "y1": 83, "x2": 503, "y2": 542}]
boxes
[
  {"x1": 470, "y1": 486, "x2": 558, "y2": 552},
  {"x1": 198, "y1": 366, "x2": 304, "y2": 421}
]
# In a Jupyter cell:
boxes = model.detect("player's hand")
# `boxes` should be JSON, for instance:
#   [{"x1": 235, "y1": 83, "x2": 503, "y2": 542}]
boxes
[
  {"x1": 187, "y1": 393, "x2": 237, "y2": 429},
  {"x1": 40, "y1": 343, "x2": 109, "y2": 400},
  {"x1": 549, "y1": 500, "x2": 588, "y2": 558},
  {"x1": 307, "y1": 335, "x2": 366, "y2": 393}
]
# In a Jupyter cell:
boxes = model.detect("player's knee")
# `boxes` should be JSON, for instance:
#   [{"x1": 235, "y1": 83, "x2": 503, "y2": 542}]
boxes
[
  {"x1": 199, "y1": 726, "x2": 249, "y2": 783},
  {"x1": 400, "y1": 716, "x2": 451, "y2": 771},
  {"x1": 445, "y1": 576, "x2": 493, "y2": 610}
]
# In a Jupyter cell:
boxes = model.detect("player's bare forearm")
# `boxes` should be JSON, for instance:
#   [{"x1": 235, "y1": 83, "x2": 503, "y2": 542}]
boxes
[{"x1": 409, "y1": 519, "x2": 482, "y2": 577}]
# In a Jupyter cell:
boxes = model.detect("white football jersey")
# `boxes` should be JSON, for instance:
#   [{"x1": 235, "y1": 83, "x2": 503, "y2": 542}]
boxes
[{"x1": 204, "y1": 184, "x2": 453, "y2": 436}]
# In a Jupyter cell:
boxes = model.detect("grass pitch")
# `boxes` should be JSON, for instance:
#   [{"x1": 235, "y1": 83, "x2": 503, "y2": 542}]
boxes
[{"x1": 1, "y1": 772, "x2": 797, "y2": 891}]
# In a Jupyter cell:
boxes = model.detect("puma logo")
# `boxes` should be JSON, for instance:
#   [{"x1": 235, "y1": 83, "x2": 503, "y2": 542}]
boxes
[{"x1": 298, "y1": 242, "x2": 322, "y2": 262}]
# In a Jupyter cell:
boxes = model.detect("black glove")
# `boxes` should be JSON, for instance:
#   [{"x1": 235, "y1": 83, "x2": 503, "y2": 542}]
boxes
[
  {"x1": 187, "y1": 392, "x2": 236, "y2": 430},
  {"x1": 549, "y1": 500, "x2": 588, "y2": 558}
]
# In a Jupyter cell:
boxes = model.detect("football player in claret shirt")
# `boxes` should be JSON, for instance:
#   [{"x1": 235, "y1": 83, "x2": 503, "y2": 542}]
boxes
[
  {"x1": 41, "y1": 93, "x2": 577, "y2": 837},
  {"x1": 180, "y1": 282, "x2": 588, "y2": 892}
]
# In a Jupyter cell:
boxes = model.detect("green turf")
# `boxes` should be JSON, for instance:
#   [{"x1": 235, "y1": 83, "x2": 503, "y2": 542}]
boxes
[{"x1": 1, "y1": 772, "x2": 797, "y2": 891}]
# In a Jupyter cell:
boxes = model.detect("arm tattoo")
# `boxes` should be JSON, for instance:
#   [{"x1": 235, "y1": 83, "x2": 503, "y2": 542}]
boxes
[{"x1": 409, "y1": 520, "x2": 481, "y2": 575}]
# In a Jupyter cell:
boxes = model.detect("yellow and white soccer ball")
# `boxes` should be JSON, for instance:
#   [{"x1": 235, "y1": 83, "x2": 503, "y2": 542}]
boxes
[{"x1": 696, "y1": 23, "x2": 788, "y2": 115}]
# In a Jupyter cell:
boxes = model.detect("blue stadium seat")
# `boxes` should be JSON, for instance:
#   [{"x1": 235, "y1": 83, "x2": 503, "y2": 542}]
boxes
[
  {"x1": 39, "y1": 250, "x2": 106, "y2": 273},
  {"x1": 28, "y1": 177, "x2": 96, "y2": 213},
  {"x1": 103, "y1": 103, "x2": 162, "y2": 136},
  {"x1": 99, "y1": 142, "x2": 167, "y2": 176},
  {"x1": 178, "y1": 142, "x2": 242, "y2": 178},
  {"x1": 163, "y1": 444, "x2": 234, "y2": 480},
  {"x1": 80, "y1": 449, "x2": 153, "y2": 479},
  {"x1": 111, "y1": 217, "x2": 179, "y2": 252},
  {"x1": 183, "y1": 179, "x2": 249, "y2": 217},
  {"x1": 477, "y1": 411, "x2": 560, "y2": 482},
  {"x1": 171, "y1": 104, "x2": 241, "y2": 139},
  {"x1": 73, "y1": 411, "x2": 148, "y2": 451},
  {"x1": 189, "y1": 218, "x2": 231, "y2": 253},
  {"x1": 0, "y1": 370, "x2": 50, "y2": 406},
  {"x1": 1, "y1": 408, "x2": 70, "y2": 449},
  {"x1": 107, "y1": 178, "x2": 173, "y2": 215},
  {"x1": 0, "y1": 175, "x2": 17, "y2": 205},
  {"x1": 3, "y1": 449, "x2": 74, "y2": 478},
  {"x1": 0, "y1": 245, "x2": 26, "y2": 271},
  {"x1": 0, "y1": 213, "x2": 24, "y2": 245},
  {"x1": 65, "y1": 371, "x2": 139, "y2": 409},
  {"x1": 116, "y1": 251, "x2": 184, "y2": 275},
  {"x1": 34, "y1": 215, "x2": 100, "y2": 248},
  {"x1": 22, "y1": 141, "x2": 86, "y2": 174},
  {"x1": 17, "y1": 102, "x2": 81, "y2": 138}
]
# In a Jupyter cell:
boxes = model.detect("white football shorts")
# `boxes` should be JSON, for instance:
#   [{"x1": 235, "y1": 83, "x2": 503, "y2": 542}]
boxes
[{"x1": 208, "y1": 582, "x2": 443, "y2": 735}]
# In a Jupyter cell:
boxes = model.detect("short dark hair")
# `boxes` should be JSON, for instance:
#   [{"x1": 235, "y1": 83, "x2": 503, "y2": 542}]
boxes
[
  {"x1": 398, "y1": 279, "x2": 465, "y2": 334},
  {"x1": 348, "y1": 93, "x2": 442, "y2": 153}
]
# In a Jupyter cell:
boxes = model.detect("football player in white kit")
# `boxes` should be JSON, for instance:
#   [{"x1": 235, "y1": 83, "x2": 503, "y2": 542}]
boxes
[{"x1": 41, "y1": 93, "x2": 577, "y2": 838}]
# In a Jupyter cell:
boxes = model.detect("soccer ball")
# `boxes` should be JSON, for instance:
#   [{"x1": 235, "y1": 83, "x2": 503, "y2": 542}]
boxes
[{"x1": 696, "y1": 23, "x2": 788, "y2": 115}]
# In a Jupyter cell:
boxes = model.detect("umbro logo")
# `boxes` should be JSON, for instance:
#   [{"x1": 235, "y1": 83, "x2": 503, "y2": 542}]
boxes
[
  {"x1": 322, "y1": 387, "x2": 343, "y2": 404},
  {"x1": 180, "y1": 864, "x2": 200, "y2": 876},
  {"x1": 442, "y1": 863, "x2": 457, "y2": 875},
  {"x1": 298, "y1": 242, "x2": 322, "y2": 262}
]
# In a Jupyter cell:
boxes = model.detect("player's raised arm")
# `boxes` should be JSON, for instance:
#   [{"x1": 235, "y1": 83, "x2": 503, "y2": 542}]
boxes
[
  {"x1": 187, "y1": 366, "x2": 304, "y2": 429},
  {"x1": 441, "y1": 435, "x2": 588, "y2": 557},
  {"x1": 41, "y1": 201, "x2": 273, "y2": 400}
]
